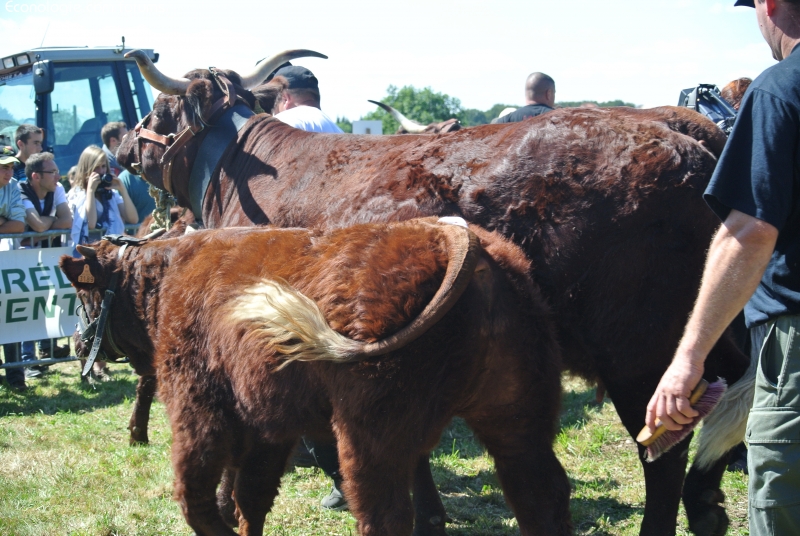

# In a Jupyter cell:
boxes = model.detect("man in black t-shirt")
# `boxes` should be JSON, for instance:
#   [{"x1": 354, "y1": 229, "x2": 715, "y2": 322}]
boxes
[
  {"x1": 647, "y1": 1, "x2": 800, "y2": 533},
  {"x1": 492, "y1": 72, "x2": 556, "y2": 123}
]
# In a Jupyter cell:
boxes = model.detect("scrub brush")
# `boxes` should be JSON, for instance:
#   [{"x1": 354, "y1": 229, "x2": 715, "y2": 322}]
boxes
[{"x1": 637, "y1": 378, "x2": 728, "y2": 462}]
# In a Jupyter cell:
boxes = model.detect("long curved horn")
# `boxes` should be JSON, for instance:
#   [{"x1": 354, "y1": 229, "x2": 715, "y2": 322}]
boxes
[
  {"x1": 227, "y1": 222, "x2": 482, "y2": 366},
  {"x1": 125, "y1": 50, "x2": 191, "y2": 95},
  {"x1": 367, "y1": 99, "x2": 429, "y2": 133},
  {"x1": 239, "y1": 49, "x2": 328, "y2": 90}
]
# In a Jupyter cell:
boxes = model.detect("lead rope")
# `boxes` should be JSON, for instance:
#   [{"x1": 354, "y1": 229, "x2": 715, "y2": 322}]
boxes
[{"x1": 148, "y1": 185, "x2": 181, "y2": 232}]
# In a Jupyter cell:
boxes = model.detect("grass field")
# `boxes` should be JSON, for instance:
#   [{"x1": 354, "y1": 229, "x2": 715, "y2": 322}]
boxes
[{"x1": 0, "y1": 359, "x2": 749, "y2": 535}]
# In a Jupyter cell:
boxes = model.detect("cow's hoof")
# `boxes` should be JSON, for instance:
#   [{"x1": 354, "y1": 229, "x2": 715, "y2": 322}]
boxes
[
  {"x1": 218, "y1": 496, "x2": 238, "y2": 528},
  {"x1": 687, "y1": 490, "x2": 729, "y2": 536},
  {"x1": 688, "y1": 506, "x2": 729, "y2": 536},
  {"x1": 128, "y1": 426, "x2": 149, "y2": 446},
  {"x1": 413, "y1": 516, "x2": 447, "y2": 536}
]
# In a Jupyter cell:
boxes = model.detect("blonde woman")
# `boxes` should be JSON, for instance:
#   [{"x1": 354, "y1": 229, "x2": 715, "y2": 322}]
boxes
[
  {"x1": 69, "y1": 145, "x2": 137, "y2": 248},
  {"x1": 68, "y1": 146, "x2": 136, "y2": 382}
]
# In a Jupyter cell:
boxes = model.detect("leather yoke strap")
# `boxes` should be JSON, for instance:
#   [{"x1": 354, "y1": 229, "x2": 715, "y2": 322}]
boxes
[{"x1": 188, "y1": 103, "x2": 254, "y2": 224}]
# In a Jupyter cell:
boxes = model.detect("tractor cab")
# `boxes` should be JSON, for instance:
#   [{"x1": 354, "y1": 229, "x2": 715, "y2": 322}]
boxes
[{"x1": 0, "y1": 42, "x2": 156, "y2": 173}]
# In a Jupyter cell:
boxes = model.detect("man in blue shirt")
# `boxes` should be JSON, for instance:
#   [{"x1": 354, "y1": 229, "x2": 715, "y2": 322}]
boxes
[
  {"x1": 492, "y1": 72, "x2": 556, "y2": 123},
  {"x1": 0, "y1": 146, "x2": 28, "y2": 391},
  {"x1": 647, "y1": 1, "x2": 800, "y2": 533}
]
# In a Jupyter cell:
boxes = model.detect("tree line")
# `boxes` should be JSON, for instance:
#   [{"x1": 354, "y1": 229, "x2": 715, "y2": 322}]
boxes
[{"x1": 336, "y1": 85, "x2": 638, "y2": 134}]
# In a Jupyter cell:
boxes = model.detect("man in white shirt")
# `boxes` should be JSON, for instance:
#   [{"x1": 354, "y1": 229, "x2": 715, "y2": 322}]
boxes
[
  {"x1": 18, "y1": 152, "x2": 73, "y2": 377},
  {"x1": 270, "y1": 65, "x2": 345, "y2": 509},
  {"x1": 272, "y1": 66, "x2": 343, "y2": 134},
  {"x1": 19, "y1": 152, "x2": 72, "y2": 236}
]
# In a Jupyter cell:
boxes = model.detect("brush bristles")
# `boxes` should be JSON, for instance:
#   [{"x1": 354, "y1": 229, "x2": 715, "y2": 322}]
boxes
[{"x1": 644, "y1": 378, "x2": 728, "y2": 462}]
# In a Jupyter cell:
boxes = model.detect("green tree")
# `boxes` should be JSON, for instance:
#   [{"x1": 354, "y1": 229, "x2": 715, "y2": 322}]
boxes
[
  {"x1": 362, "y1": 85, "x2": 463, "y2": 134},
  {"x1": 460, "y1": 103, "x2": 519, "y2": 125},
  {"x1": 336, "y1": 116, "x2": 353, "y2": 133}
]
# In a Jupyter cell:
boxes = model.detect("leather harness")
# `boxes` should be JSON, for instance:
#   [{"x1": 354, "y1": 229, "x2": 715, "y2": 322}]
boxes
[
  {"x1": 129, "y1": 69, "x2": 254, "y2": 224},
  {"x1": 76, "y1": 233, "x2": 169, "y2": 376},
  {"x1": 77, "y1": 239, "x2": 129, "y2": 377}
]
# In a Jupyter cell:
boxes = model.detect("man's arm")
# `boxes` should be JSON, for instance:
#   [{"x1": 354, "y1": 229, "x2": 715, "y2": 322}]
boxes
[
  {"x1": 0, "y1": 183, "x2": 27, "y2": 233},
  {"x1": 24, "y1": 208, "x2": 57, "y2": 232},
  {"x1": 51, "y1": 202, "x2": 73, "y2": 230},
  {"x1": 0, "y1": 216, "x2": 25, "y2": 233},
  {"x1": 645, "y1": 209, "x2": 778, "y2": 431}
]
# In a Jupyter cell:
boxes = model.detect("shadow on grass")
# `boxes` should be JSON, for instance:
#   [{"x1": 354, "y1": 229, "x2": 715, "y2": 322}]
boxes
[
  {"x1": 570, "y1": 494, "x2": 643, "y2": 535},
  {"x1": 560, "y1": 383, "x2": 610, "y2": 430},
  {"x1": 431, "y1": 472, "x2": 639, "y2": 535},
  {"x1": 0, "y1": 366, "x2": 139, "y2": 417}
]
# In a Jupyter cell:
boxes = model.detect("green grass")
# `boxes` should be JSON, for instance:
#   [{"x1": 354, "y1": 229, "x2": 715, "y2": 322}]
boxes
[{"x1": 0, "y1": 365, "x2": 749, "y2": 535}]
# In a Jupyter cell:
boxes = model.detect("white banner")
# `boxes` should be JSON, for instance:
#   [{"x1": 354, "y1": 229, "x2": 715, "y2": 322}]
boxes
[{"x1": 0, "y1": 247, "x2": 79, "y2": 344}]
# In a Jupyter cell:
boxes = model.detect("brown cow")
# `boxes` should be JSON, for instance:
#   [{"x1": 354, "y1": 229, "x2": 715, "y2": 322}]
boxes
[
  {"x1": 720, "y1": 77, "x2": 752, "y2": 111},
  {"x1": 60, "y1": 219, "x2": 571, "y2": 536},
  {"x1": 71, "y1": 209, "x2": 195, "y2": 445},
  {"x1": 116, "y1": 50, "x2": 747, "y2": 536}
]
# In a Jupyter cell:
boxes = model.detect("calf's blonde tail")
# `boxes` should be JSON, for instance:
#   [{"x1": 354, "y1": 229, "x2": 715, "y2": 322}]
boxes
[
  {"x1": 228, "y1": 279, "x2": 362, "y2": 368},
  {"x1": 225, "y1": 223, "x2": 481, "y2": 368}
]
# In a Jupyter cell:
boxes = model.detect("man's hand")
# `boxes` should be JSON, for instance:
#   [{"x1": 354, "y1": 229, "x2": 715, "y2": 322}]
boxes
[{"x1": 646, "y1": 354, "x2": 704, "y2": 432}]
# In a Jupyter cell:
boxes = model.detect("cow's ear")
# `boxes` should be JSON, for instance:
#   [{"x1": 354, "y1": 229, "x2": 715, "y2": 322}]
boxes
[
  {"x1": 185, "y1": 78, "x2": 215, "y2": 119},
  {"x1": 59, "y1": 255, "x2": 98, "y2": 289}
]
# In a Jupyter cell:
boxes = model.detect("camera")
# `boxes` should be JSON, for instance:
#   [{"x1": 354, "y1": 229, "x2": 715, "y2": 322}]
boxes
[{"x1": 100, "y1": 173, "x2": 114, "y2": 186}]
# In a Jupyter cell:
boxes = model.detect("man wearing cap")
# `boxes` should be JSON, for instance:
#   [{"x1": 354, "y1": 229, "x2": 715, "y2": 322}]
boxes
[
  {"x1": 0, "y1": 147, "x2": 29, "y2": 391},
  {"x1": 646, "y1": 1, "x2": 800, "y2": 533},
  {"x1": 492, "y1": 72, "x2": 556, "y2": 124},
  {"x1": 270, "y1": 65, "x2": 346, "y2": 511},
  {"x1": 271, "y1": 66, "x2": 344, "y2": 134}
]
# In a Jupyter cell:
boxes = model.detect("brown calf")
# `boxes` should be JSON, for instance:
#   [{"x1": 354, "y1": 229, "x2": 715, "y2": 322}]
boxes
[{"x1": 60, "y1": 219, "x2": 570, "y2": 536}]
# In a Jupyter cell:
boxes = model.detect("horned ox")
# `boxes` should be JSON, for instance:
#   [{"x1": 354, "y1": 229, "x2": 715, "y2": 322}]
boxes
[
  {"x1": 60, "y1": 219, "x2": 571, "y2": 536},
  {"x1": 367, "y1": 100, "x2": 462, "y2": 134},
  {"x1": 116, "y1": 49, "x2": 750, "y2": 536}
]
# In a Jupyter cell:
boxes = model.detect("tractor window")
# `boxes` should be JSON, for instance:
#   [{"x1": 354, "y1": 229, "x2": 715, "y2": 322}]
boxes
[
  {"x1": 124, "y1": 61, "x2": 153, "y2": 122},
  {"x1": 48, "y1": 62, "x2": 124, "y2": 173},
  {"x1": 0, "y1": 67, "x2": 35, "y2": 147}
]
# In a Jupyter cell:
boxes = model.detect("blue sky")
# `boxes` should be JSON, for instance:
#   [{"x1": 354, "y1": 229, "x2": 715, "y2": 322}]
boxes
[{"x1": 1, "y1": 0, "x2": 775, "y2": 120}]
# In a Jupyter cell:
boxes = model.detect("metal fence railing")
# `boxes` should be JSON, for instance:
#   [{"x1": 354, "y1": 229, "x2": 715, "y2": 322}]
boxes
[{"x1": 0, "y1": 225, "x2": 140, "y2": 371}]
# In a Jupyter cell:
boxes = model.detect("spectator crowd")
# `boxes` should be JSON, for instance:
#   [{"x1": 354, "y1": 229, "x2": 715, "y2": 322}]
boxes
[{"x1": 0, "y1": 121, "x2": 153, "y2": 390}]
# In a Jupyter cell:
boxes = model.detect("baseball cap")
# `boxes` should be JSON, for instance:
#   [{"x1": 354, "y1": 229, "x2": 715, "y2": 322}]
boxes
[
  {"x1": 734, "y1": 0, "x2": 755, "y2": 7},
  {"x1": 272, "y1": 66, "x2": 319, "y2": 90},
  {"x1": 0, "y1": 146, "x2": 20, "y2": 165}
]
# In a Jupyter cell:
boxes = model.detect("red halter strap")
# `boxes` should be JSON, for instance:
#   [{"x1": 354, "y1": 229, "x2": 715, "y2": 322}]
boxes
[{"x1": 129, "y1": 70, "x2": 242, "y2": 196}]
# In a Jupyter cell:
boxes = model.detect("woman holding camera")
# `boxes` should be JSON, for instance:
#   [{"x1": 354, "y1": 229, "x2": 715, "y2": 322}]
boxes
[
  {"x1": 69, "y1": 145, "x2": 137, "y2": 248},
  {"x1": 67, "y1": 145, "x2": 137, "y2": 382}
]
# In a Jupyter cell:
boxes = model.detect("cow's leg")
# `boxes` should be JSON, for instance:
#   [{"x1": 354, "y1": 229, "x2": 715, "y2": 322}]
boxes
[
  {"x1": 170, "y1": 411, "x2": 234, "y2": 535},
  {"x1": 217, "y1": 468, "x2": 238, "y2": 527},
  {"x1": 336, "y1": 431, "x2": 415, "y2": 536},
  {"x1": 467, "y1": 417, "x2": 572, "y2": 536},
  {"x1": 681, "y1": 332, "x2": 751, "y2": 536},
  {"x1": 128, "y1": 374, "x2": 156, "y2": 445},
  {"x1": 234, "y1": 440, "x2": 295, "y2": 536},
  {"x1": 412, "y1": 455, "x2": 448, "y2": 536},
  {"x1": 604, "y1": 378, "x2": 690, "y2": 536},
  {"x1": 682, "y1": 451, "x2": 733, "y2": 536}
]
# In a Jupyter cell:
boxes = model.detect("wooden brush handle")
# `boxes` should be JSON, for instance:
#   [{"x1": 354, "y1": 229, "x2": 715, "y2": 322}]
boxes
[{"x1": 636, "y1": 379, "x2": 709, "y2": 447}]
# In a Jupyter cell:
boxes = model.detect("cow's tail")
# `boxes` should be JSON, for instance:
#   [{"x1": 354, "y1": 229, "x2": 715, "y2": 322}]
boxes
[
  {"x1": 226, "y1": 224, "x2": 482, "y2": 368},
  {"x1": 693, "y1": 323, "x2": 766, "y2": 470}
]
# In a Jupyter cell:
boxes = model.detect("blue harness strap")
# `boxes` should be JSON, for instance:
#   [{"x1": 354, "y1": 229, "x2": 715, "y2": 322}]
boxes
[{"x1": 188, "y1": 103, "x2": 255, "y2": 223}]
